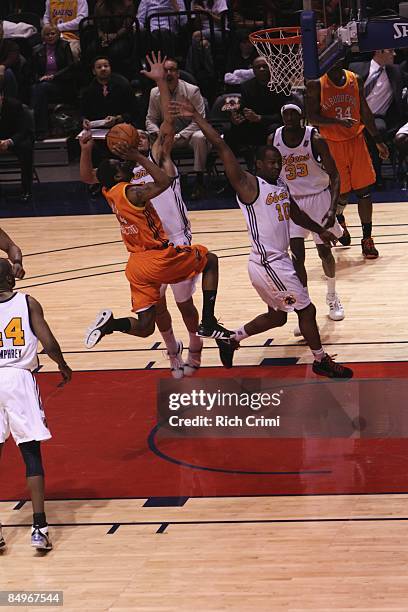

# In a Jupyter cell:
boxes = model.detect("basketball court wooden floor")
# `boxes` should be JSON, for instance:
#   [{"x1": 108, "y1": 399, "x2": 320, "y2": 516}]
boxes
[{"x1": 2, "y1": 203, "x2": 408, "y2": 611}]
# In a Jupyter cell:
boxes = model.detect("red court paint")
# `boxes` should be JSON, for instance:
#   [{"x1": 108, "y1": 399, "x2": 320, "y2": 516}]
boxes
[{"x1": 1, "y1": 363, "x2": 407, "y2": 500}]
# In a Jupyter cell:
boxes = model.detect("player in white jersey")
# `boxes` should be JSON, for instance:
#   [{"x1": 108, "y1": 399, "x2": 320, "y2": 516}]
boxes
[
  {"x1": 80, "y1": 53, "x2": 202, "y2": 379},
  {"x1": 0, "y1": 259, "x2": 72, "y2": 551},
  {"x1": 170, "y1": 99, "x2": 353, "y2": 379},
  {"x1": 273, "y1": 104, "x2": 344, "y2": 324}
]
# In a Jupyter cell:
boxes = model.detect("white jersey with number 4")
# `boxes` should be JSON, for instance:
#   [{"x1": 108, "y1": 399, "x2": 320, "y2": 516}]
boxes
[
  {"x1": 132, "y1": 154, "x2": 192, "y2": 245},
  {"x1": 237, "y1": 176, "x2": 291, "y2": 263},
  {"x1": 0, "y1": 292, "x2": 38, "y2": 370},
  {"x1": 273, "y1": 126, "x2": 329, "y2": 197}
]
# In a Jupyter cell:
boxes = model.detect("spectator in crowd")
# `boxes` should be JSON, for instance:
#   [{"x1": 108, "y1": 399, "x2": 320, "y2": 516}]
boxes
[
  {"x1": 93, "y1": 0, "x2": 136, "y2": 75},
  {"x1": 224, "y1": 57, "x2": 291, "y2": 163},
  {"x1": 81, "y1": 56, "x2": 137, "y2": 126},
  {"x1": 31, "y1": 25, "x2": 75, "y2": 140},
  {"x1": 146, "y1": 57, "x2": 209, "y2": 200},
  {"x1": 225, "y1": 29, "x2": 258, "y2": 73},
  {"x1": 191, "y1": 0, "x2": 228, "y2": 43},
  {"x1": 137, "y1": 0, "x2": 186, "y2": 55},
  {"x1": 43, "y1": 0, "x2": 88, "y2": 61},
  {"x1": 0, "y1": 21, "x2": 20, "y2": 99},
  {"x1": 81, "y1": 56, "x2": 138, "y2": 165},
  {"x1": 350, "y1": 48, "x2": 407, "y2": 185},
  {"x1": 185, "y1": 0, "x2": 229, "y2": 100},
  {"x1": 0, "y1": 87, "x2": 34, "y2": 201}
]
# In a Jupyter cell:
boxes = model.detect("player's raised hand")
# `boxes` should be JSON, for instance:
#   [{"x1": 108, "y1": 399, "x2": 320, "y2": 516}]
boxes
[
  {"x1": 112, "y1": 141, "x2": 139, "y2": 160},
  {"x1": 141, "y1": 51, "x2": 167, "y2": 82},
  {"x1": 319, "y1": 229, "x2": 338, "y2": 246},
  {"x1": 12, "y1": 262, "x2": 25, "y2": 279},
  {"x1": 79, "y1": 130, "x2": 94, "y2": 149},
  {"x1": 169, "y1": 98, "x2": 195, "y2": 119},
  {"x1": 376, "y1": 142, "x2": 389, "y2": 160}
]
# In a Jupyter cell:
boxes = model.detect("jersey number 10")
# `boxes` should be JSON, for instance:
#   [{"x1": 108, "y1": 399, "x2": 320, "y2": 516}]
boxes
[{"x1": 0, "y1": 317, "x2": 25, "y2": 347}]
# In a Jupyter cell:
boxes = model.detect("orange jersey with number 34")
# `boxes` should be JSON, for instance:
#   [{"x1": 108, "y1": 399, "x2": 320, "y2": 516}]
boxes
[{"x1": 318, "y1": 70, "x2": 364, "y2": 142}]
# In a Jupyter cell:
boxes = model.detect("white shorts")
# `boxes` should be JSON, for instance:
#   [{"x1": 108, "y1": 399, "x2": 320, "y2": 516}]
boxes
[
  {"x1": 160, "y1": 232, "x2": 199, "y2": 303},
  {"x1": 289, "y1": 189, "x2": 343, "y2": 245},
  {"x1": 397, "y1": 122, "x2": 408, "y2": 136},
  {"x1": 0, "y1": 368, "x2": 51, "y2": 445},
  {"x1": 160, "y1": 274, "x2": 200, "y2": 303},
  {"x1": 248, "y1": 254, "x2": 311, "y2": 312}
]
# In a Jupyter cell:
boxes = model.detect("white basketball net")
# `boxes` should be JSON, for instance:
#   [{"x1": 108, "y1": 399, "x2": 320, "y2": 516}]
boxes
[{"x1": 251, "y1": 30, "x2": 304, "y2": 96}]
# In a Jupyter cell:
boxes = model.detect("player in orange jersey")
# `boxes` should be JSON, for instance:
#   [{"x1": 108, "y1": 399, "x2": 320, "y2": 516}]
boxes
[
  {"x1": 306, "y1": 57, "x2": 389, "y2": 259},
  {"x1": 84, "y1": 144, "x2": 233, "y2": 349}
]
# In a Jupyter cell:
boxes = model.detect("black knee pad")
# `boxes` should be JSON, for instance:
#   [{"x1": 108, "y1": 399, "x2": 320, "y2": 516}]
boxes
[{"x1": 19, "y1": 440, "x2": 44, "y2": 477}]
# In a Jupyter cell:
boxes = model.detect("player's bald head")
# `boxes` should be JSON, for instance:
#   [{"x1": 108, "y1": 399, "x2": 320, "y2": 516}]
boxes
[{"x1": 0, "y1": 258, "x2": 14, "y2": 288}]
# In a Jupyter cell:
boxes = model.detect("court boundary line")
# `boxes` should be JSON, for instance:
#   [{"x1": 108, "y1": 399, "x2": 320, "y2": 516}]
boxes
[{"x1": 4, "y1": 516, "x2": 408, "y2": 529}]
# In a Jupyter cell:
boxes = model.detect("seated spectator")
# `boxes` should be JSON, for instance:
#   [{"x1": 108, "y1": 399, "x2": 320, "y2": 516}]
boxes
[
  {"x1": 225, "y1": 30, "x2": 258, "y2": 74},
  {"x1": 43, "y1": 0, "x2": 88, "y2": 61},
  {"x1": 81, "y1": 56, "x2": 139, "y2": 164},
  {"x1": 0, "y1": 21, "x2": 20, "y2": 98},
  {"x1": 93, "y1": 0, "x2": 136, "y2": 75},
  {"x1": 0, "y1": 87, "x2": 34, "y2": 201},
  {"x1": 137, "y1": 0, "x2": 186, "y2": 55},
  {"x1": 191, "y1": 0, "x2": 228, "y2": 44},
  {"x1": 185, "y1": 0, "x2": 228, "y2": 100},
  {"x1": 350, "y1": 48, "x2": 407, "y2": 185},
  {"x1": 224, "y1": 56, "x2": 291, "y2": 164},
  {"x1": 31, "y1": 25, "x2": 75, "y2": 140},
  {"x1": 146, "y1": 57, "x2": 209, "y2": 199}
]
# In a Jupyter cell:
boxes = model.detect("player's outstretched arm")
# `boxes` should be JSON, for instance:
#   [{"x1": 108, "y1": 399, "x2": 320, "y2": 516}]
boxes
[
  {"x1": 0, "y1": 228, "x2": 25, "y2": 279},
  {"x1": 312, "y1": 132, "x2": 340, "y2": 227},
  {"x1": 79, "y1": 131, "x2": 98, "y2": 184},
  {"x1": 141, "y1": 52, "x2": 176, "y2": 172},
  {"x1": 289, "y1": 196, "x2": 337, "y2": 246},
  {"x1": 27, "y1": 296, "x2": 72, "y2": 385},
  {"x1": 113, "y1": 142, "x2": 172, "y2": 206},
  {"x1": 169, "y1": 98, "x2": 258, "y2": 203}
]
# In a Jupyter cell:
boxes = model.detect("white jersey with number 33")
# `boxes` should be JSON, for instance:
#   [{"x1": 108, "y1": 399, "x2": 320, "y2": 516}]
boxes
[
  {"x1": 0, "y1": 292, "x2": 38, "y2": 370},
  {"x1": 273, "y1": 126, "x2": 329, "y2": 197},
  {"x1": 237, "y1": 176, "x2": 291, "y2": 263}
]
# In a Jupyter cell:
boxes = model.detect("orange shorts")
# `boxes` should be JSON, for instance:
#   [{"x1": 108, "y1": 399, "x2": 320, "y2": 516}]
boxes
[
  {"x1": 126, "y1": 244, "x2": 208, "y2": 312},
  {"x1": 327, "y1": 133, "x2": 376, "y2": 194}
]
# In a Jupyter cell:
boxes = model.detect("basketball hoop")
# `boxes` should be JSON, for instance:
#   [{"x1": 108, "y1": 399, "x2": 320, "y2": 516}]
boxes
[{"x1": 249, "y1": 27, "x2": 304, "y2": 96}]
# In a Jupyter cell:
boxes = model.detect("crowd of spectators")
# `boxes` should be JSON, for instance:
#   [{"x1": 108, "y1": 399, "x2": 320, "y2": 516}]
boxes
[{"x1": 0, "y1": 0, "x2": 408, "y2": 200}]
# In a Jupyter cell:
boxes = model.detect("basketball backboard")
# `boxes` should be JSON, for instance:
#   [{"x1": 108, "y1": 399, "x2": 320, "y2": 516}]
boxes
[{"x1": 301, "y1": 0, "x2": 408, "y2": 79}]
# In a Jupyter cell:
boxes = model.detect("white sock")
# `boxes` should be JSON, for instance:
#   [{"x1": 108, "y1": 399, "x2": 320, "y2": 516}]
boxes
[
  {"x1": 189, "y1": 332, "x2": 203, "y2": 353},
  {"x1": 312, "y1": 348, "x2": 325, "y2": 362},
  {"x1": 161, "y1": 328, "x2": 179, "y2": 354},
  {"x1": 234, "y1": 325, "x2": 249, "y2": 341},
  {"x1": 326, "y1": 277, "x2": 336, "y2": 297}
]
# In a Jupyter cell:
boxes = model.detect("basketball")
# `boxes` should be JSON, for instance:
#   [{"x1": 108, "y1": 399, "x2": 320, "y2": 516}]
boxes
[{"x1": 106, "y1": 123, "x2": 140, "y2": 153}]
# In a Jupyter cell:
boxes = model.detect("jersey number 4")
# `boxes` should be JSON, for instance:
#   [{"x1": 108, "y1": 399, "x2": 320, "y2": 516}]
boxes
[{"x1": 0, "y1": 317, "x2": 25, "y2": 347}]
